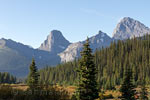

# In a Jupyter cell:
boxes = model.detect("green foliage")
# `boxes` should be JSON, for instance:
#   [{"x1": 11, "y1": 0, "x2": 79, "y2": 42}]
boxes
[
  {"x1": 120, "y1": 68, "x2": 136, "y2": 100},
  {"x1": 75, "y1": 38, "x2": 99, "y2": 100},
  {"x1": 39, "y1": 61, "x2": 78, "y2": 86},
  {"x1": 27, "y1": 58, "x2": 39, "y2": 89},
  {"x1": 39, "y1": 34, "x2": 150, "y2": 89},
  {"x1": 0, "y1": 58, "x2": 70, "y2": 100},
  {"x1": 0, "y1": 72, "x2": 16, "y2": 84}
]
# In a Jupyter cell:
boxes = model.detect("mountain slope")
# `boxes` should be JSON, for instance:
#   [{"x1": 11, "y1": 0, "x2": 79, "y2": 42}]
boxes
[
  {"x1": 39, "y1": 30, "x2": 71, "y2": 54},
  {"x1": 59, "y1": 31, "x2": 112, "y2": 62},
  {"x1": 113, "y1": 17, "x2": 150, "y2": 40},
  {"x1": 0, "y1": 38, "x2": 60, "y2": 77}
]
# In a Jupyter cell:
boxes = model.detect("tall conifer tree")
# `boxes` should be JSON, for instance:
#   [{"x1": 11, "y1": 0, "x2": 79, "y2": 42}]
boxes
[
  {"x1": 76, "y1": 38, "x2": 99, "y2": 100},
  {"x1": 27, "y1": 59, "x2": 39, "y2": 89},
  {"x1": 120, "y1": 68, "x2": 136, "y2": 100}
]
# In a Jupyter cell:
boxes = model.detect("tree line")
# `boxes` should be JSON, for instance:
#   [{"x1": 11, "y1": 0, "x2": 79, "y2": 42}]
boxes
[
  {"x1": 0, "y1": 59, "x2": 70, "y2": 100},
  {"x1": 39, "y1": 34, "x2": 150, "y2": 89},
  {"x1": 0, "y1": 72, "x2": 16, "y2": 84},
  {"x1": 39, "y1": 36, "x2": 150, "y2": 100}
]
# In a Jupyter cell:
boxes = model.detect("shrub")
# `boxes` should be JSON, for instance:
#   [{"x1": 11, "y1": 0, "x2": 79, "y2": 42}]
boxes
[
  {"x1": 0, "y1": 85, "x2": 70, "y2": 100},
  {"x1": 0, "y1": 85, "x2": 13, "y2": 100}
]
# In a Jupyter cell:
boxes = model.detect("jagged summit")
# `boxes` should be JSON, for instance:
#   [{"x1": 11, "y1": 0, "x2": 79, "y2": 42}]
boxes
[
  {"x1": 39, "y1": 30, "x2": 70, "y2": 54},
  {"x1": 59, "y1": 31, "x2": 112, "y2": 62},
  {"x1": 113, "y1": 17, "x2": 150, "y2": 40},
  {"x1": 50, "y1": 30, "x2": 64, "y2": 38}
]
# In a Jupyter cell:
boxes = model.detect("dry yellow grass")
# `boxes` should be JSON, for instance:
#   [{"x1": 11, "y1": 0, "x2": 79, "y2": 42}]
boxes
[
  {"x1": 1, "y1": 84, "x2": 149, "y2": 100},
  {"x1": 104, "y1": 90, "x2": 121, "y2": 98},
  {"x1": 0, "y1": 84, "x2": 29, "y2": 91}
]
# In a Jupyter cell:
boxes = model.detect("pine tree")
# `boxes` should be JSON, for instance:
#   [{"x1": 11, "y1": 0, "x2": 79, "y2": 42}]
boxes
[
  {"x1": 27, "y1": 59, "x2": 39, "y2": 89},
  {"x1": 75, "y1": 38, "x2": 99, "y2": 100},
  {"x1": 120, "y1": 67, "x2": 136, "y2": 100}
]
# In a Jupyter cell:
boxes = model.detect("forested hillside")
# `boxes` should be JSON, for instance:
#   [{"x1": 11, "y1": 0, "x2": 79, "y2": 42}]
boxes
[{"x1": 39, "y1": 34, "x2": 150, "y2": 89}]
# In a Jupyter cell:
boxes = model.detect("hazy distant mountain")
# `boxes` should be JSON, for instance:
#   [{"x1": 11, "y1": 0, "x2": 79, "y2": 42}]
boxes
[
  {"x1": 59, "y1": 31, "x2": 112, "y2": 62},
  {"x1": 0, "y1": 38, "x2": 60, "y2": 77},
  {"x1": 113, "y1": 17, "x2": 150, "y2": 40},
  {"x1": 39, "y1": 30, "x2": 71, "y2": 54}
]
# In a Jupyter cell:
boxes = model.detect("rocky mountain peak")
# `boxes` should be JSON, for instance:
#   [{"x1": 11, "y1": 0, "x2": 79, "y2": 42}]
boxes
[
  {"x1": 39, "y1": 30, "x2": 70, "y2": 54},
  {"x1": 59, "y1": 31, "x2": 112, "y2": 62},
  {"x1": 49, "y1": 30, "x2": 63, "y2": 39},
  {"x1": 113, "y1": 17, "x2": 150, "y2": 40}
]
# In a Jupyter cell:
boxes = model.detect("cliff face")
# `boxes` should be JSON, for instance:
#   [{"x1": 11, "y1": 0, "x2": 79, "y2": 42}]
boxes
[
  {"x1": 39, "y1": 30, "x2": 70, "y2": 54},
  {"x1": 113, "y1": 17, "x2": 150, "y2": 40},
  {"x1": 59, "y1": 31, "x2": 112, "y2": 62}
]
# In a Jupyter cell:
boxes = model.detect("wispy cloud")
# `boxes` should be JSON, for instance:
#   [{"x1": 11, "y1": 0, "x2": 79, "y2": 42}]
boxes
[{"x1": 81, "y1": 8, "x2": 117, "y2": 20}]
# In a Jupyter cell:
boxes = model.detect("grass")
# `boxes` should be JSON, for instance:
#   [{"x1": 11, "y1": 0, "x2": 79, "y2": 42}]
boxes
[{"x1": 0, "y1": 84, "x2": 150, "y2": 100}]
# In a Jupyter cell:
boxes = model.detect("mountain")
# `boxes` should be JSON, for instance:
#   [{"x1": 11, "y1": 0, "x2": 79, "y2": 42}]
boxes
[
  {"x1": 59, "y1": 31, "x2": 112, "y2": 62},
  {"x1": 113, "y1": 17, "x2": 150, "y2": 40},
  {"x1": 39, "y1": 30, "x2": 71, "y2": 54},
  {"x1": 1, "y1": 17, "x2": 150, "y2": 77},
  {"x1": 0, "y1": 38, "x2": 60, "y2": 77}
]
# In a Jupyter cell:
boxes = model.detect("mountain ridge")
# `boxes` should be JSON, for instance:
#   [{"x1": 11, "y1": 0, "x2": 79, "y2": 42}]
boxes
[
  {"x1": 0, "y1": 17, "x2": 150, "y2": 77},
  {"x1": 59, "y1": 30, "x2": 113, "y2": 62},
  {"x1": 0, "y1": 38, "x2": 60, "y2": 77}
]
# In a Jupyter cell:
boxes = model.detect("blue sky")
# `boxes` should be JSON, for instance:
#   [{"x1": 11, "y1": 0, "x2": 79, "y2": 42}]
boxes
[{"x1": 0, "y1": 0, "x2": 150, "y2": 48}]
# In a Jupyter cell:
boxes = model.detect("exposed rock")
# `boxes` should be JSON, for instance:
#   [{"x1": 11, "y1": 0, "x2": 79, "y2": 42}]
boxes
[
  {"x1": 59, "y1": 31, "x2": 112, "y2": 62},
  {"x1": 59, "y1": 42, "x2": 83, "y2": 62},
  {"x1": 39, "y1": 30, "x2": 70, "y2": 54},
  {"x1": 113, "y1": 17, "x2": 150, "y2": 40}
]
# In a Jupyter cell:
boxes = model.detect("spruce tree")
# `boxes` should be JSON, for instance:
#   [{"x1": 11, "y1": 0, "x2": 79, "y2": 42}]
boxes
[
  {"x1": 27, "y1": 59, "x2": 39, "y2": 89},
  {"x1": 76, "y1": 38, "x2": 99, "y2": 100},
  {"x1": 120, "y1": 67, "x2": 136, "y2": 100}
]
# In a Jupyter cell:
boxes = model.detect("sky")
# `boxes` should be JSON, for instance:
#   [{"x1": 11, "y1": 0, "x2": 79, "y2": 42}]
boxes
[{"x1": 0, "y1": 0, "x2": 150, "y2": 48}]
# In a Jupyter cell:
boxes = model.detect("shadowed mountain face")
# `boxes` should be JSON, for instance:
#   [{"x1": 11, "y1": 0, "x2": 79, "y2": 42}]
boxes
[
  {"x1": 113, "y1": 17, "x2": 150, "y2": 40},
  {"x1": 39, "y1": 30, "x2": 71, "y2": 54},
  {"x1": 0, "y1": 38, "x2": 60, "y2": 77},
  {"x1": 59, "y1": 31, "x2": 113, "y2": 62}
]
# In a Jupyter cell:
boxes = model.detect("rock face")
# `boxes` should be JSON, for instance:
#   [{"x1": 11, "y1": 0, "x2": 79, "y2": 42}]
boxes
[
  {"x1": 39, "y1": 30, "x2": 70, "y2": 54},
  {"x1": 59, "y1": 42, "x2": 83, "y2": 62},
  {"x1": 113, "y1": 17, "x2": 150, "y2": 40},
  {"x1": 59, "y1": 31, "x2": 112, "y2": 62}
]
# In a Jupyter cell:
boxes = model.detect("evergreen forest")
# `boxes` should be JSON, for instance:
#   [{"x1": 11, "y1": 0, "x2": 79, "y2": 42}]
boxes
[{"x1": 39, "y1": 35, "x2": 150, "y2": 90}]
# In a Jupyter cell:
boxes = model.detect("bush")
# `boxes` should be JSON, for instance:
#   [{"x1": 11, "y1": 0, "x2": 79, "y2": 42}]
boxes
[
  {"x1": 0, "y1": 85, "x2": 70, "y2": 100},
  {"x1": 0, "y1": 85, "x2": 13, "y2": 100}
]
